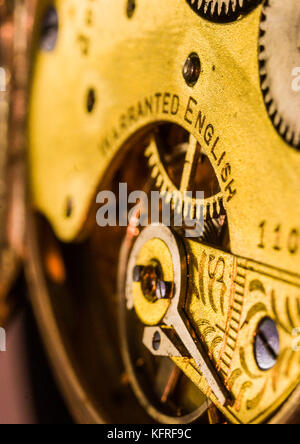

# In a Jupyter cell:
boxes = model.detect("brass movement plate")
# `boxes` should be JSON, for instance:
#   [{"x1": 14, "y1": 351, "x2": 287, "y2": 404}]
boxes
[{"x1": 28, "y1": 0, "x2": 300, "y2": 424}]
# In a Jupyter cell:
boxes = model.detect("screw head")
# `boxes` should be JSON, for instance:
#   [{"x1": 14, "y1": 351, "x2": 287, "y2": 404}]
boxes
[
  {"x1": 133, "y1": 265, "x2": 144, "y2": 282},
  {"x1": 182, "y1": 53, "x2": 201, "y2": 87},
  {"x1": 156, "y1": 280, "x2": 173, "y2": 300},
  {"x1": 133, "y1": 263, "x2": 173, "y2": 302},
  {"x1": 40, "y1": 6, "x2": 59, "y2": 52},
  {"x1": 152, "y1": 331, "x2": 161, "y2": 351},
  {"x1": 254, "y1": 317, "x2": 280, "y2": 371}
]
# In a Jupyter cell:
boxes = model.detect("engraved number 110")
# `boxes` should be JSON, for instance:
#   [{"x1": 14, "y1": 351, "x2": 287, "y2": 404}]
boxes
[{"x1": 258, "y1": 221, "x2": 299, "y2": 255}]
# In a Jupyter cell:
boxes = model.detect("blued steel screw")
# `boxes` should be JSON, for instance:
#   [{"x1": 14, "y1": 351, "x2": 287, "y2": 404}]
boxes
[
  {"x1": 152, "y1": 331, "x2": 161, "y2": 351},
  {"x1": 40, "y1": 6, "x2": 59, "y2": 52},
  {"x1": 182, "y1": 53, "x2": 201, "y2": 87},
  {"x1": 254, "y1": 317, "x2": 280, "y2": 371}
]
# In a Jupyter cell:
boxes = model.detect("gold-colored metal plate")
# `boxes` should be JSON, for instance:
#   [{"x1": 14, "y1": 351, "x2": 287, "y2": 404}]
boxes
[
  {"x1": 29, "y1": 0, "x2": 300, "y2": 274},
  {"x1": 28, "y1": 0, "x2": 300, "y2": 424},
  {"x1": 183, "y1": 241, "x2": 300, "y2": 424}
]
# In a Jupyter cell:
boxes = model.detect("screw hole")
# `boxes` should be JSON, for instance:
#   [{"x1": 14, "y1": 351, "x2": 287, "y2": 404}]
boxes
[
  {"x1": 65, "y1": 198, "x2": 73, "y2": 219},
  {"x1": 126, "y1": 0, "x2": 136, "y2": 18},
  {"x1": 182, "y1": 53, "x2": 201, "y2": 87},
  {"x1": 87, "y1": 88, "x2": 96, "y2": 113},
  {"x1": 40, "y1": 6, "x2": 59, "y2": 52}
]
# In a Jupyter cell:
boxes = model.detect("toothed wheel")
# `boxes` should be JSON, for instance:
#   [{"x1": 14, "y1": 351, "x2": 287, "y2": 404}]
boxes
[
  {"x1": 145, "y1": 124, "x2": 225, "y2": 221},
  {"x1": 185, "y1": 0, "x2": 262, "y2": 22},
  {"x1": 259, "y1": 0, "x2": 300, "y2": 150}
]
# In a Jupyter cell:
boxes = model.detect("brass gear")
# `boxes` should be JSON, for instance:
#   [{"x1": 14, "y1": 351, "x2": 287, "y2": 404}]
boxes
[
  {"x1": 259, "y1": 0, "x2": 300, "y2": 149},
  {"x1": 145, "y1": 130, "x2": 225, "y2": 221},
  {"x1": 186, "y1": 0, "x2": 262, "y2": 22}
]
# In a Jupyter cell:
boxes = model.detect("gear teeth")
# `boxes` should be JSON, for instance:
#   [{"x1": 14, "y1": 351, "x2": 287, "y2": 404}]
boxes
[
  {"x1": 145, "y1": 138, "x2": 225, "y2": 223},
  {"x1": 183, "y1": 198, "x2": 191, "y2": 219},
  {"x1": 161, "y1": 183, "x2": 167, "y2": 194},
  {"x1": 203, "y1": 1, "x2": 210, "y2": 15},
  {"x1": 268, "y1": 102, "x2": 276, "y2": 117},
  {"x1": 279, "y1": 121, "x2": 286, "y2": 136},
  {"x1": 165, "y1": 192, "x2": 173, "y2": 205},
  {"x1": 189, "y1": 203, "x2": 195, "y2": 221},
  {"x1": 156, "y1": 174, "x2": 163, "y2": 188},
  {"x1": 195, "y1": 201, "x2": 202, "y2": 220},
  {"x1": 264, "y1": 93, "x2": 272, "y2": 105},
  {"x1": 261, "y1": 78, "x2": 269, "y2": 93},
  {"x1": 286, "y1": 128, "x2": 296, "y2": 145},
  {"x1": 273, "y1": 112, "x2": 280, "y2": 127},
  {"x1": 172, "y1": 192, "x2": 182, "y2": 213},
  {"x1": 148, "y1": 156, "x2": 156, "y2": 168},
  {"x1": 259, "y1": 21, "x2": 267, "y2": 33},
  {"x1": 286, "y1": 128, "x2": 293, "y2": 144},
  {"x1": 259, "y1": 66, "x2": 267, "y2": 76},
  {"x1": 151, "y1": 165, "x2": 159, "y2": 179},
  {"x1": 187, "y1": 0, "x2": 260, "y2": 21},
  {"x1": 258, "y1": 52, "x2": 265, "y2": 63},
  {"x1": 145, "y1": 146, "x2": 153, "y2": 159},
  {"x1": 259, "y1": 0, "x2": 300, "y2": 151},
  {"x1": 175, "y1": 198, "x2": 183, "y2": 215}
]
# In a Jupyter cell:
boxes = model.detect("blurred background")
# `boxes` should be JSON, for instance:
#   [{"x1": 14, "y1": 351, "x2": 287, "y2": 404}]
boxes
[{"x1": 0, "y1": 276, "x2": 72, "y2": 424}]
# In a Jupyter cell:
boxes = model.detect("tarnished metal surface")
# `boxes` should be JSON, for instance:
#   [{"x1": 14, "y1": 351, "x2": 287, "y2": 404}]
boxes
[
  {"x1": 183, "y1": 240, "x2": 300, "y2": 423},
  {"x1": 25, "y1": 0, "x2": 300, "y2": 424},
  {"x1": 29, "y1": 0, "x2": 300, "y2": 276},
  {"x1": 259, "y1": 0, "x2": 300, "y2": 148}
]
